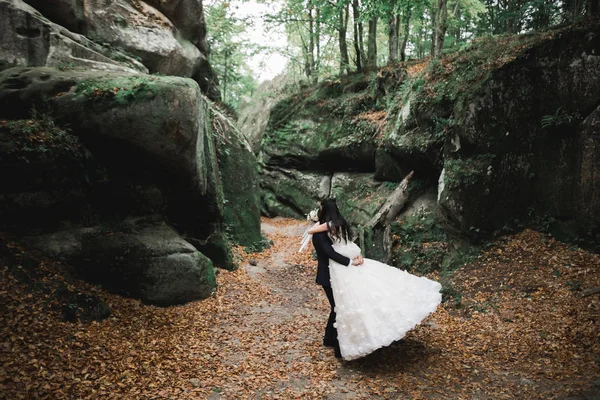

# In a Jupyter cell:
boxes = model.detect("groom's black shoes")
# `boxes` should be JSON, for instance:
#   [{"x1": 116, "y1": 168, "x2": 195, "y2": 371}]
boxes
[
  {"x1": 323, "y1": 337, "x2": 337, "y2": 347},
  {"x1": 334, "y1": 345, "x2": 342, "y2": 359}
]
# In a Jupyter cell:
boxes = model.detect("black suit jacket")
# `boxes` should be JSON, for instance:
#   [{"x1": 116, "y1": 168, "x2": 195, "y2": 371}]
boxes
[{"x1": 312, "y1": 231, "x2": 351, "y2": 287}]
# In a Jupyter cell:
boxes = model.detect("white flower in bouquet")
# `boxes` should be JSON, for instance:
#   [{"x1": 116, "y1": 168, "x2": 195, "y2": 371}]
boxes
[{"x1": 306, "y1": 208, "x2": 319, "y2": 223}]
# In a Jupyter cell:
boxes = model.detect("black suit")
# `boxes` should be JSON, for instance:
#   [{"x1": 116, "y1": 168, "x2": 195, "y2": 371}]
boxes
[{"x1": 312, "y1": 232, "x2": 351, "y2": 348}]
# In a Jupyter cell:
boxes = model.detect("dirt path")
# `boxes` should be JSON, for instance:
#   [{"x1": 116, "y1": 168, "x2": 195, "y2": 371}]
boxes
[
  {"x1": 1, "y1": 217, "x2": 599, "y2": 399},
  {"x1": 190, "y1": 218, "x2": 600, "y2": 399}
]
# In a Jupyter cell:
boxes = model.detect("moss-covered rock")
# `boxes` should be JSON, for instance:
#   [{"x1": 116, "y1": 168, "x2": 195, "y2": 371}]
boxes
[
  {"x1": 384, "y1": 21, "x2": 600, "y2": 242},
  {"x1": 0, "y1": 66, "x2": 243, "y2": 302},
  {"x1": 261, "y1": 74, "x2": 381, "y2": 172},
  {"x1": 261, "y1": 167, "x2": 331, "y2": 219},
  {"x1": 330, "y1": 173, "x2": 398, "y2": 226},
  {"x1": 25, "y1": 216, "x2": 217, "y2": 306},
  {"x1": 0, "y1": 0, "x2": 147, "y2": 74},
  {"x1": 212, "y1": 108, "x2": 263, "y2": 250},
  {"x1": 257, "y1": 21, "x2": 600, "y2": 251}
]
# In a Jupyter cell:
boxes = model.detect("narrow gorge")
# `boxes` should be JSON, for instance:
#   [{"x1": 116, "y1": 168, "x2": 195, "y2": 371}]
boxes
[{"x1": 0, "y1": 0, "x2": 599, "y2": 398}]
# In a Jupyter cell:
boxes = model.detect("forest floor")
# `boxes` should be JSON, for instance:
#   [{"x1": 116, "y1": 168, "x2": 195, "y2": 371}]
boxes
[{"x1": 1, "y1": 217, "x2": 599, "y2": 399}]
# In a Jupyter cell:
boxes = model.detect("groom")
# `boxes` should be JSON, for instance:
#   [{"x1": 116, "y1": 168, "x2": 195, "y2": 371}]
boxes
[{"x1": 312, "y1": 231, "x2": 363, "y2": 358}]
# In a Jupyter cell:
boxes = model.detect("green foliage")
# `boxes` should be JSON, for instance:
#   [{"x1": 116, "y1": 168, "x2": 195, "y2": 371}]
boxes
[
  {"x1": 391, "y1": 208, "x2": 449, "y2": 275},
  {"x1": 76, "y1": 76, "x2": 159, "y2": 105},
  {"x1": 1, "y1": 111, "x2": 82, "y2": 161},
  {"x1": 205, "y1": 1, "x2": 259, "y2": 109},
  {"x1": 432, "y1": 116, "x2": 455, "y2": 138},
  {"x1": 243, "y1": 234, "x2": 273, "y2": 253},
  {"x1": 391, "y1": 207, "x2": 479, "y2": 307},
  {"x1": 443, "y1": 154, "x2": 496, "y2": 189},
  {"x1": 56, "y1": 61, "x2": 79, "y2": 71},
  {"x1": 540, "y1": 107, "x2": 581, "y2": 129}
]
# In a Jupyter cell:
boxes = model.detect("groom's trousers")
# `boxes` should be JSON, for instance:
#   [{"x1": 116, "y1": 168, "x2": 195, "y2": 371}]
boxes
[{"x1": 322, "y1": 285, "x2": 338, "y2": 344}]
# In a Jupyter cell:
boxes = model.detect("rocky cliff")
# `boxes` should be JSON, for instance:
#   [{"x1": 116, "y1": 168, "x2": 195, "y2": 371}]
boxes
[
  {"x1": 1, "y1": 0, "x2": 220, "y2": 99},
  {"x1": 253, "y1": 20, "x2": 600, "y2": 266},
  {"x1": 0, "y1": 0, "x2": 262, "y2": 306}
]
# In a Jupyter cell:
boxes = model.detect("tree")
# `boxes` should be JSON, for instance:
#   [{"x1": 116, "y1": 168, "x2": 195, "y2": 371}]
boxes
[
  {"x1": 338, "y1": 0, "x2": 352, "y2": 74},
  {"x1": 254, "y1": 0, "x2": 591, "y2": 84},
  {"x1": 350, "y1": 0, "x2": 367, "y2": 71},
  {"x1": 205, "y1": 1, "x2": 259, "y2": 108}
]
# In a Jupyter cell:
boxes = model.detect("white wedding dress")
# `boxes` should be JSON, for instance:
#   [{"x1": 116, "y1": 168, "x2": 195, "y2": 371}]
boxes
[{"x1": 329, "y1": 239, "x2": 442, "y2": 361}]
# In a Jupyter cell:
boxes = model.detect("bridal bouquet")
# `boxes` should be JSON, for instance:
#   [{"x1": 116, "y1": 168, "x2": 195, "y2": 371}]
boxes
[
  {"x1": 306, "y1": 208, "x2": 319, "y2": 222},
  {"x1": 299, "y1": 208, "x2": 320, "y2": 252}
]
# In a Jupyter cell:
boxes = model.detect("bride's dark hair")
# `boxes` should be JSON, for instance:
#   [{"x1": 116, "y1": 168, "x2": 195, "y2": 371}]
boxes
[{"x1": 318, "y1": 198, "x2": 351, "y2": 243}]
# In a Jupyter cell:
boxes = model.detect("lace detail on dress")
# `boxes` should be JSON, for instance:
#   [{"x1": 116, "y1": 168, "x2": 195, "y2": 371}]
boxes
[{"x1": 328, "y1": 242, "x2": 441, "y2": 361}]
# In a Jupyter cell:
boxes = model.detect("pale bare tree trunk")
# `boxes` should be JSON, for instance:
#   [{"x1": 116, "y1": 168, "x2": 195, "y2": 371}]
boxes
[
  {"x1": 339, "y1": 2, "x2": 351, "y2": 74},
  {"x1": 388, "y1": 15, "x2": 398, "y2": 64},
  {"x1": 366, "y1": 171, "x2": 415, "y2": 228},
  {"x1": 308, "y1": 0, "x2": 317, "y2": 83},
  {"x1": 316, "y1": 8, "x2": 321, "y2": 77}
]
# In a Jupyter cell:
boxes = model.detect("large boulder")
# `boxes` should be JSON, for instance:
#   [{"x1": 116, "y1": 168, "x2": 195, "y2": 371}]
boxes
[
  {"x1": 0, "y1": 0, "x2": 147, "y2": 73},
  {"x1": 238, "y1": 75, "x2": 291, "y2": 154},
  {"x1": 25, "y1": 216, "x2": 217, "y2": 306},
  {"x1": 0, "y1": 115, "x2": 166, "y2": 231},
  {"x1": 0, "y1": 66, "x2": 237, "y2": 282},
  {"x1": 81, "y1": 0, "x2": 201, "y2": 77},
  {"x1": 213, "y1": 112, "x2": 263, "y2": 248},
  {"x1": 261, "y1": 76, "x2": 380, "y2": 172},
  {"x1": 143, "y1": 0, "x2": 208, "y2": 51},
  {"x1": 21, "y1": 0, "x2": 221, "y2": 100},
  {"x1": 0, "y1": 68, "x2": 213, "y2": 208},
  {"x1": 261, "y1": 167, "x2": 331, "y2": 219}
]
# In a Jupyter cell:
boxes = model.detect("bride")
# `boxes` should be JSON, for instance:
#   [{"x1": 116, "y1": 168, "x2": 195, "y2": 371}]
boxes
[{"x1": 307, "y1": 198, "x2": 442, "y2": 361}]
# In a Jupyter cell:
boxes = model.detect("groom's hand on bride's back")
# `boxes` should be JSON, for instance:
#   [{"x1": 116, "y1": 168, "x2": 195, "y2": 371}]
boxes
[{"x1": 352, "y1": 255, "x2": 364, "y2": 266}]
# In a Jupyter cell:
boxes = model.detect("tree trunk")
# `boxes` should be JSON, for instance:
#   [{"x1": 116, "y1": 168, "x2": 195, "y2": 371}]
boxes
[
  {"x1": 505, "y1": 0, "x2": 523, "y2": 34},
  {"x1": 388, "y1": 15, "x2": 398, "y2": 64},
  {"x1": 308, "y1": 0, "x2": 316, "y2": 82},
  {"x1": 352, "y1": 0, "x2": 363, "y2": 71},
  {"x1": 366, "y1": 16, "x2": 378, "y2": 69},
  {"x1": 590, "y1": 0, "x2": 600, "y2": 15},
  {"x1": 400, "y1": 8, "x2": 412, "y2": 61},
  {"x1": 222, "y1": 50, "x2": 229, "y2": 102},
  {"x1": 316, "y1": 8, "x2": 321, "y2": 78},
  {"x1": 430, "y1": 5, "x2": 437, "y2": 56},
  {"x1": 339, "y1": 2, "x2": 350, "y2": 74},
  {"x1": 454, "y1": 6, "x2": 461, "y2": 45},
  {"x1": 434, "y1": 0, "x2": 448, "y2": 57},
  {"x1": 563, "y1": 0, "x2": 586, "y2": 20}
]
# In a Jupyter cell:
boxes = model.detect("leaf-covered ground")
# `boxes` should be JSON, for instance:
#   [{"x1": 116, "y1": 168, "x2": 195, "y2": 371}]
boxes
[{"x1": 1, "y1": 218, "x2": 599, "y2": 399}]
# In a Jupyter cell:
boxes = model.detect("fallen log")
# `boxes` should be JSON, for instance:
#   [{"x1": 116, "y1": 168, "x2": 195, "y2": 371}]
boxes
[
  {"x1": 581, "y1": 286, "x2": 600, "y2": 297},
  {"x1": 365, "y1": 171, "x2": 414, "y2": 229},
  {"x1": 357, "y1": 171, "x2": 414, "y2": 262}
]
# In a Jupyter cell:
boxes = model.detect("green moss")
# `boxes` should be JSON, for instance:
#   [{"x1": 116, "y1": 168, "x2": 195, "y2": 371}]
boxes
[
  {"x1": 331, "y1": 176, "x2": 396, "y2": 226},
  {"x1": 391, "y1": 208, "x2": 478, "y2": 306},
  {"x1": 75, "y1": 75, "x2": 161, "y2": 105},
  {"x1": 261, "y1": 190, "x2": 303, "y2": 219},
  {"x1": 1, "y1": 113, "x2": 82, "y2": 161},
  {"x1": 263, "y1": 73, "x2": 378, "y2": 157},
  {"x1": 443, "y1": 154, "x2": 496, "y2": 189}
]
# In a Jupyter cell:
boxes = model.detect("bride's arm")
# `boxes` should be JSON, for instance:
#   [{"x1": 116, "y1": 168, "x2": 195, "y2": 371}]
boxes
[{"x1": 308, "y1": 222, "x2": 328, "y2": 234}]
